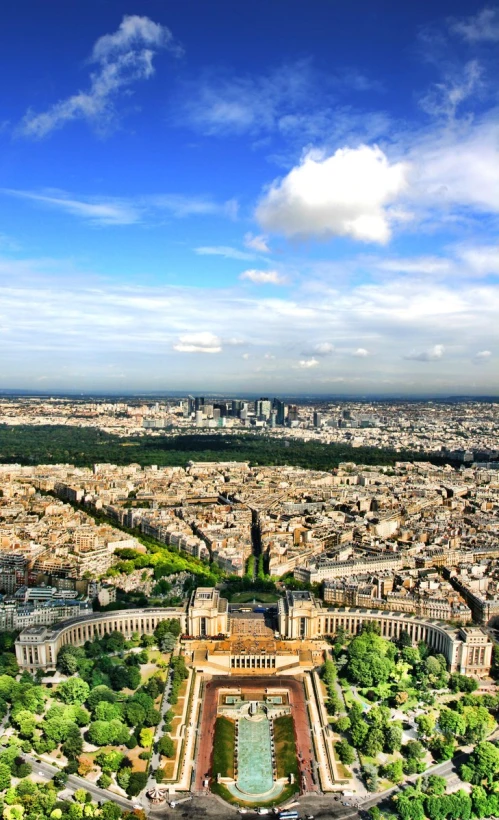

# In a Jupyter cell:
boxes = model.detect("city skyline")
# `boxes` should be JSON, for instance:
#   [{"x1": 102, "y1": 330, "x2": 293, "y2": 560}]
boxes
[{"x1": 0, "y1": 0, "x2": 498, "y2": 394}]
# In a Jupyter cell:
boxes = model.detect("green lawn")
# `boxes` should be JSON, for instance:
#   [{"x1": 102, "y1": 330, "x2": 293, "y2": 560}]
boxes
[
  {"x1": 212, "y1": 716, "x2": 235, "y2": 779},
  {"x1": 230, "y1": 591, "x2": 279, "y2": 603},
  {"x1": 273, "y1": 715, "x2": 299, "y2": 780}
]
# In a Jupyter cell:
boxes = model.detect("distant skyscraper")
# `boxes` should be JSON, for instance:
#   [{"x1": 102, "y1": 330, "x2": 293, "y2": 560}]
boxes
[
  {"x1": 287, "y1": 404, "x2": 299, "y2": 423},
  {"x1": 195, "y1": 397, "x2": 205, "y2": 412},
  {"x1": 256, "y1": 398, "x2": 271, "y2": 419},
  {"x1": 275, "y1": 399, "x2": 286, "y2": 425},
  {"x1": 313, "y1": 411, "x2": 322, "y2": 427}
]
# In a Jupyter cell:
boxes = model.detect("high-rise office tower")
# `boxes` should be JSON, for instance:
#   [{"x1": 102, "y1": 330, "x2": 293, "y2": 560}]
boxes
[
  {"x1": 256, "y1": 398, "x2": 271, "y2": 419},
  {"x1": 275, "y1": 399, "x2": 287, "y2": 425}
]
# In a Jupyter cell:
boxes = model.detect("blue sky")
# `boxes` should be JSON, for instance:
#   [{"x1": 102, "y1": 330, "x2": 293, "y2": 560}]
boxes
[{"x1": 0, "y1": 0, "x2": 498, "y2": 395}]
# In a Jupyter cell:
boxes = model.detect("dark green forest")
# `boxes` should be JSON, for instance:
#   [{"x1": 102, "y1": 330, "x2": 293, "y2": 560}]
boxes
[{"x1": 0, "y1": 424, "x2": 438, "y2": 470}]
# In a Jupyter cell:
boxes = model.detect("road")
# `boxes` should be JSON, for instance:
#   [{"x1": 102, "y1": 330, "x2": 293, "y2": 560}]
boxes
[
  {"x1": 146, "y1": 666, "x2": 174, "y2": 791},
  {"x1": 27, "y1": 756, "x2": 138, "y2": 812}
]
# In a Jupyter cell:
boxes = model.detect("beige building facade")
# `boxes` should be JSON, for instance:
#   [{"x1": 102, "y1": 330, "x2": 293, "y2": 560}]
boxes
[
  {"x1": 15, "y1": 587, "x2": 493, "y2": 677},
  {"x1": 278, "y1": 591, "x2": 492, "y2": 677}
]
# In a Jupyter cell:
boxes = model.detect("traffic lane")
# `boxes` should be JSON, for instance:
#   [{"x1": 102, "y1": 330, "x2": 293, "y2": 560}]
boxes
[{"x1": 27, "y1": 757, "x2": 137, "y2": 812}]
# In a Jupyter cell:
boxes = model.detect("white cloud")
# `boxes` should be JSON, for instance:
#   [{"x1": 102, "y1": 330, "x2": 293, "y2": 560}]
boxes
[
  {"x1": 310, "y1": 342, "x2": 335, "y2": 356},
  {"x1": 239, "y1": 269, "x2": 287, "y2": 285},
  {"x1": 457, "y1": 245, "x2": 499, "y2": 275},
  {"x1": 353, "y1": 348, "x2": 369, "y2": 357},
  {"x1": 1, "y1": 258, "x2": 498, "y2": 393},
  {"x1": 244, "y1": 232, "x2": 270, "y2": 253},
  {"x1": 20, "y1": 15, "x2": 179, "y2": 138},
  {"x1": 451, "y1": 7, "x2": 499, "y2": 42},
  {"x1": 173, "y1": 332, "x2": 222, "y2": 353},
  {"x1": 297, "y1": 358, "x2": 319, "y2": 368},
  {"x1": 405, "y1": 344, "x2": 445, "y2": 362},
  {"x1": 475, "y1": 349, "x2": 492, "y2": 359},
  {"x1": 409, "y1": 118, "x2": 499, "y2": 215},
  {"x1": 195, "y1": 246, "x2": 254, "y2": 260},
  {"x1": 256, "y1": 145, "x2": 408, "y2": 244}
]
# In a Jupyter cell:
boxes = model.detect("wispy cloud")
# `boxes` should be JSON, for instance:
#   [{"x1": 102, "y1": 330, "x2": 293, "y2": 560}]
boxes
[
  {"x1": 2, "y1": 188, "x2": 236, "y2": 227},
  {"x1": 178, "y1": 60, "x2": 384, "y2": 143},
  {"x1": 150, "y1": 195, "x2": 238, "y2": 219},
  {"x1": 239, "y1": 269, "x2": 287, "y2": 285},
  {"x1": 20, "y1": 15, "x2": 180, "y2": 138},
  {"x1": 194, "y1": 246, "x2": 254, "y2": 261},
  {"x1": 419, "y1": 59, "x2": 484, "y2": 121},
  {"x1": 450, "y1": 7, "x2": 499, "y2": 42},
  {"x1": 2, "y1": 189, "x2": 140, "y2": 226},
  {"x1": 244, "y1": 233, "x2": 270, "y2": 253}
]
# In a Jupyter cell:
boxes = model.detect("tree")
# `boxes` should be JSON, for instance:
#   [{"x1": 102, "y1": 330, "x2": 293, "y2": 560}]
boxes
[
  {"x1": 429, "y1": 735, "x2": 455, "y2": 762},
  {"x1": 464, "y1": 741, "x2": 499, "y2": 784},
  {"x1": 350, "y1": 720, "x2": 368, "y2": 749},
  {"x1": 74, "y1": 789, "x2": 89, "y2": 804},
  {"x1": 57, "y1": 646, "x2": 85, "y2": 676},
  {"x1": 398, "y1": 630, "x2": 413, "y2": 649},
  {"x1": 416, "y1": 713, "x2": 436, "y2": 739},
  {"x1": 382, "y1": 759, "x2": 404, "y2": 784},
  {"x1": 101, "y1": 803, "x2": 121, "y2": 820},
  {"x1": 62, "y1": 727, "x2": 83, "y2": 760},
  {"x1": 449, "y1": 673, "x2": 478, "y2": 694},
  {"x1": 124, "y1": 701, "x2": 146, "y2": 727},
  {"x1": 58, "y1": 678, "x2": 90, "y2": 706},
  {"x1": 335, "y1": 716, "x2": 351, "y2": 733},
  {"x1": 116, "y1": 769, "x2": 130, "y2": 790},
  {"x1": 426, "y1": 775, "x2": 447, "y2": 795},
  {"x1": 158, "y1": 633, "x2": 176, "y2": 653},
  {"x1": 94, "y1": 701, "x2": 122, "y2": 722},
  {"x1": 363, "y1": 728, "x2": 384, "y2": 758},
  {"x1": 144, "y1": 708, "x2": 161, "y2": 728},
  {"x1": 385, "y1": 723, "x2": 403, "y2": 753},
  {"x1": 96, "y1": 750, "x2": 124, "y2": 772},
  {"x1": 0, "y1": 762, "x2": 11, "y2": 790},
  {"x1": 336, "y1": 740, "x2": 355, "y2": 765},
  {"x1": 362, "y1": 763, "x2": 379, "y2": 792},
  {"x1": 53, "y1": 771, "x2": 69, "y2": 788},
  {"x1": 139, "y1": 728, "x2": 154, "y2": 748},
  {"x1": 126, "y1": 771, "x2": 147, "y2": 796},
  {"x1": 404, "y1": 740, "x2": 425, "y2": 761},
  {"x1": 86, "y1": 686, "x2": 116, "y2": 712},
  {"x1": 101, "y1": 804, "x2": 122, "y2": 820},
  {"x1": 158, "y1": 735, "x2": 175, "y2": 758},
  {"x1": 438, "y1": 708, "x2": 466, "y2": 739}
]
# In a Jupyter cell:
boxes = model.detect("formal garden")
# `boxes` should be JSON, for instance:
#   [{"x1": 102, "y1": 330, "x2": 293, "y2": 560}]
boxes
[
  {"x1": 0, "y1": 616, "x2": 187, "y2": 815},
  {"x1": 321, "y1": 622, "x2": 499, "y2": 819}
]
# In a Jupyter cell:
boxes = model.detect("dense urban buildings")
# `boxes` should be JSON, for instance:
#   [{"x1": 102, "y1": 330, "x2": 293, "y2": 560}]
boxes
[
  {"x1": 0, "y1": 397, "x2": 498, "y2": 814},
  {"x1": 1, "y1": 395, "x2": 499, "y2": 458}
]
